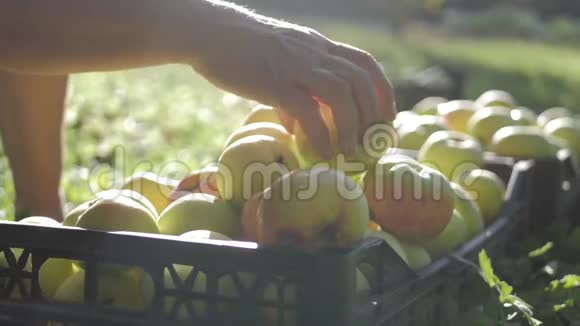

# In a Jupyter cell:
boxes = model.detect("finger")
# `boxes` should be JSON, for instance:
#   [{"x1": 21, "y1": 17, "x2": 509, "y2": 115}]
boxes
[
  {"x1": 303, "y1": 68, "x2": 359, "y2": 155},
  {"x1": 330, "y1": 42, "x2": 397, "y2": 121},
  {"x1": 275, "y1": 107, "x2": 296, "y2": 133},
  {"x1": 322, "y1": 54, "x2": 379, "y2": 139},
  {"x1": 278, "y1": 90, "x2": 332, "y2": 160}
]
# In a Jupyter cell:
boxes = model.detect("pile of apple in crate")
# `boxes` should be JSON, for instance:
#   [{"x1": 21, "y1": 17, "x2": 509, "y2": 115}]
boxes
[{"x1": 3, "y1": 89, "x2": 579, "y2": 320}]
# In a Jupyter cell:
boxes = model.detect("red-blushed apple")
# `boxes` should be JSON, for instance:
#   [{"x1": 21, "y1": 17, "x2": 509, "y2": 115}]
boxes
[
  {"x1": 400, "y1": 242, "x2": 432, "y2": 271},
  {"x1": 168, "y1": 165, "x2": 220, "y2": 203},
  {"x1": 158, "y1": 193, "x2": 240, "y2": 238},
  {"x1": 242, "y1": 104, "x2": 282, "y2": 126},
  {"x1": 455, "y1": 169, "x2": 506, "y2": 223},
  {"x1": 466, "y1": 106, "x2": 519, "y2": 148},
  {"x1": 418, "y1": 130, "x2": 484, "y2": 180},
  {"x1": 450, "y1": 182, "x2": 484, "y2": 237},
  {"x1": 293, "y1": 103, "x2": 392, "y2": 173},
  {"x1": 257, "y1": 168, "x2": 369, "y2": 247},
  {"x1": 397, "y1": 115, "x2": 448, "y2": 150},
  {"x1": 217, "y1": 135, "x2": 299, "y2": 208},
  {"x1": 475, "y1": 89, "x2": 516, "y2": 108},
  {"x1": 412, "y1": 96, "x2": 448, "y2": 115},
  {"x1": 421, "y1": 210, "x2": 468, "y2": 258},
  {"x1": 490, "y1": 126, "x2": 557, "y2": 159},
  {"x1": 122, "y1": 172, "x2": 178, "y2": 215},
  {"x1": 437, "y1": 100, "x2": 480, "y2": 133},
  {"x1": 362, "y1": 155, "x2": 455, "y2": 242},
  {"x1": 537, "y1": 107, "x2": 573, "y2": 128}
]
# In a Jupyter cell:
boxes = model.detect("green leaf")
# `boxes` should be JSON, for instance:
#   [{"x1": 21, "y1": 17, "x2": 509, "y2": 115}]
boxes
[{"x1": 529, "y1": 242, "x2": 554, "y2": 258}]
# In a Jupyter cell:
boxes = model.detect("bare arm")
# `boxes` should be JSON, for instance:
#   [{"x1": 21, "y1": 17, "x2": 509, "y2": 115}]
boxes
[{"x1": 0, "y1": 0, "x2": 396, "y2": 156}]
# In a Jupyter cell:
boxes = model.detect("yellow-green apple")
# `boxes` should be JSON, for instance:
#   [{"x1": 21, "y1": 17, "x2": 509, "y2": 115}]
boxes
[
  {"x1": 397, "y1": 115, "x2": 448, "y2": 150},
  {"x1": 490, "y1": 126, "x2": 557, "y2": 159},
  {"x1": 242, "y1": 104, "x2": 282, "y2": 126},
  {"x1": 437, "y1": 100, "x2": 480, "y2": 133},
  {"x1": 450, "y1": 183, "x2": 484, "y2": 237},
  {"x1": 511, "y1": 107, "x2": 537, "y2": 126},
  {"x1": 224, "y1": 122, "x2": 292, "y2": 149},
  {"x1": 217, "y1": 135, "x2": 299, "y2": 208},
  {"x1": 412, "y1": 96, "x2": 448, "y2": 115},
  {"x1": 537, "y1": 107, "x2": 573, "y2": 128},
  {"x1": 293, "y1": 103, "x2": 392, "y2": 172},
  {"x1": 362, "y1": 156, "x2": 455, "y2": 241},
  {"x1": 418, "y1": 130, "x2": 484, "y2": 180},
  {"x1": 400, "y1": 243, "x2": 432, "y2": 271},
  {"x1": 0, "y1": 217, "x2": 76, "y2": 298},
  {"x1": 122, "y1": 172, "x2": 178, "y2": 215},
  {"x1": 257, "y1": 168, "x2": 369, "y2": 247},
  {"x1": 544, "y1": 117, "x2": 580, "y2": 159},
  {"x1": 158, "y1": 193, "x2": 240, "y2": 238},
  {"x1": 54, "y1": 269, "x2": 150, "y2": 311},
  {"x1": 475, "y1": 89, "x2": 516, "y2": 108},
  {"x1": 168, "y1": 165, "x2": 220, "y2": 203},
  {"x1": 466, "y1": 106, "x2": 519, "y2": 148},
  {"x1": 455, "y1": 169, "x2": 506, "y2": 222},
  {"x1": 393, "y1": 110, "x2": 418, "y2": 129},
  {"x1": 76, "y1": 195, "x2": 159, "y2": 234},
  {"x1": 365, "y1": 230, "x2": 409, "y2": 264},
  {"x1": 421, "y1": 210, "x2": 468, "y2": 258},
  {"x1": 63, "y1": 189, "x2": 158, "y2": 227}
]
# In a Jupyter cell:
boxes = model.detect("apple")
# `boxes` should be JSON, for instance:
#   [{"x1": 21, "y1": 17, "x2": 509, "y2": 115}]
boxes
[
  {"x1": 418, "y1": 130, "x2": 484, "y2": 180},
  {"x1": 475, "y1": 89, "x2": 516, "y2": 108},
  {"x1": 216, "y1": 135, "x2": 299, "y2": 208},
  {"x1": 466, "y1": 106, "x2": 519, "y2": 148},
  {"x1": 368, "y1": 220, "x2": 382, "y2": 232},
  {"x1": 241, "y1": 192, "x2": 263, "y2": 241},
  {"x1": 362, "y1": 156, "x2": 455, "y2": 242},
  {"x1": 76, "y1": 195, "x2": 160, "y2": 234},
  {"x1": 511, "y1": 107, "x2": 537, "y2": 126},
  {"x1": 63, "y1": 189, "x2": 158, "y2": 227},
  {"x1": 257, "y1": 168, "x2": 369, "y2": 247},
  {"x1": 242, "y1": 104, "x2": 282, "y2": 126},
  {"x1": 393, "y1": 110, "x2": 418, "y2": 129},
  {"x1": 224, "y1": 122, "x2": 293, "y2": 149},
  {"x1": 365, "y1": 230, "x2": 409, "y2": 264},
  {"x1": 293, "y1": 103, "x2": 391, "y2": 172},
  {"x1": 0, "y1": 217, "x2": 76, "y2": 298},
  {"x1": 537, "y1": 107, "x2": 573, "y2": 128},
  {"x1": 397, "y1": 115, "x2": 448, "y2": 150},
  {"x1": 544, "y1": 117, "x2": 580, "y2": 159},
  {"x1": 158, "y1": 193, "x2": 240, "y2": 238},
  {"x1": 400, "y1": 242, "x2": 432, "y2": 271},
  {"x1": 450, "y1": 183, "x2": 484, "y2": 237},
  {"x1": 455, "y1": 169, "x2": 506, "y2": 222},
  {"x1": 53, "y1": 269, "x2": 150, "y2": 311},
  {"x1": 412, "y1": 96, "x2": 448, "y2": 115},
  {"x1": 122, "y1": 171, "x2": 178, "y2": 215},
  {"x1": 168, "y1": 165, "x2": 220, "y2": 203},
  {"x1": 490, "y1": 126, "x2": 557, "y2": 159},
  {"x1": 421, "y1": 210, "x2": 468, "y2": 258},
  {"x1": 437, "y1": 100, "x2": 480, "y2": 133}
]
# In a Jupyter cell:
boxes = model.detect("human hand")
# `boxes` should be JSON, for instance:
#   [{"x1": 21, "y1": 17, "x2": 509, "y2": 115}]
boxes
[{"x1": 190, "y1": 2, "x2": 396, "y2": 158}]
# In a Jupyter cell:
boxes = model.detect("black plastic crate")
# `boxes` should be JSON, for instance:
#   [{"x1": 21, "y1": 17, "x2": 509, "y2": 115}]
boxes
[{"x1": 0, "y1": 159, "x2": 532, "y2": 326}]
